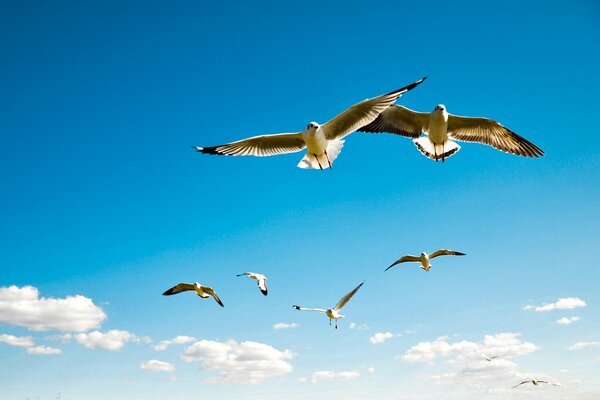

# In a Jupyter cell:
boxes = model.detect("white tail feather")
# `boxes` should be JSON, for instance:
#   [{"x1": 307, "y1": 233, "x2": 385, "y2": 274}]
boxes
[
  {"x1": 297, "y1": 140, "x2": 345, "y2": 169},
  {"x1": 413, "y1": 137, "x2": 460, "y2": 161}
]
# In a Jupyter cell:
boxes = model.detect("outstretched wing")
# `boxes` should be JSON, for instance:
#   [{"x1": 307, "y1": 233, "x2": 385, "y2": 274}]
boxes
[
  {"x1": 334, "y1": 281, "x2": 364, "y2": 311},
  {"x1": 512, "y1": 381, "x2": 531, "y2": 388},
  {"x1": 385, "y1": 255, "x2": 421, "y2": 271},
  {"x1": 257, "y1": 276, "x2": 268, "y2": 296},
  {"x1": 292, "y1": 305, "x2": 327, "y2": 313},
  {"x1": 447, "y1": 114, "x2": 543, "y2": 157},
  {"x1": 358, "y1": 105, "x2": 430, "y2": 138},
  {"x1": 429, "y1": 249, "x2": 466, "y2": 259},
  {"x1": 193, "y1": 132, "x2": 305, "y2": 157},
  {"x1": 322, "y1": 77, "x2": 426, "y2": 141},
  {"x1": 203, "y1": 286, "x2": 224, "y2": 307},
  {"x1": 162, "y1": 283, "x2": 195, "y2": 296}
]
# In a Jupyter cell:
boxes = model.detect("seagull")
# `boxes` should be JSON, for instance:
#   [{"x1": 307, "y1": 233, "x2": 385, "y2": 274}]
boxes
[
  {"x1": 193, "y1": 77, "x2": 426, "y2": 169},
  {"x1": 482, "y1": 354, "x2": 499, "y2": 362},
  {"x1": 162, "y1": 282, "x2": 224, "y2": 307},
  {"x1": 385, "y1": 249, "x2": 465, "y2": 272},
  {"x1": 236, "y1": 272, "x2": 268, "y2": 296},
  {"x1": 512, "y1": 379, "x2": 560, "y2": 388},
  {"x1": 358, "y1": 104, "x2": 544, "y2": 161},
  {"x1": 292, "y1": 281, "x2": 364, "y2": 329}
]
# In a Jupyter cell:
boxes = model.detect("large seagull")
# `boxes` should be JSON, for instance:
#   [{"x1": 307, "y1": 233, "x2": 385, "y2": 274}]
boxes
[
  {"x1": 193, "y1": 77, "x2": 426, "y2": 169},
  {"x1": 359, "y1": 104, "x2": 544, "y2": 161}
]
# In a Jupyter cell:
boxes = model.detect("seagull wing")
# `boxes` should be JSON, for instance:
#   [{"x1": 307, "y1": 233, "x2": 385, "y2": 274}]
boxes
[
  {"x1": 162, "y1": 283, "x2": 196, "y2": 296},
  {"x1": 322, "y1": 77, "x2": 426, "y2": 141},
  {"x1": 429, "y1": 249, "x2": 466, "y2": 259},
  {"x1": 333, "y1": 281, "x2": 364, "y2": 311},
  {"x1": 194, "y1": 132, "x2": 306, "y2": 157},
  {"x1": 236, "y1": 272, "x2": 251, "y2": 277},
  {"x1": 512, "y1": 381, "x2": 531, "y2": 388},
  {"x1": 385, "y1": 255, "x2": 421, "y2": 271},
  {"x1": 447, "y1": 114, "x2": 544, "y2": 157},
  {"x1": 202, "y1": 286, "x2": 224, "y2": 307},
  {"x1": 257, "y1": 276, "x2": 268, "y2": 296},
  {"x1": 358, "y1": 105, "x2": 430, "y2": 138},
  {"x1": 293, "y1": 306, "x2": 327, "y2": 313}
]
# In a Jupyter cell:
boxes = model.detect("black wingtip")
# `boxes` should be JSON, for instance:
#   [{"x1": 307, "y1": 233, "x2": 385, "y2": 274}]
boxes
[
  {"x1": 261, "y1": 290, "x2": 268, "y2": 296},
  {"x1": 162, "y1": 289, "x2": 174, "y2": 296},
  {"x1": 292, "y1": 305, "x2": 300, "y2": 310},
  {"x1": 192, "y1": 145, "x2": 225, "y2": 155}
]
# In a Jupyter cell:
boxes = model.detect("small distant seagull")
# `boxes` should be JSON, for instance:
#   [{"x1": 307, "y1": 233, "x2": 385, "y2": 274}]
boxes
[
  {"x1": 162, "y1": 282, "x2": 224, "y2": 307},
  {"x1": 193, "y1": 77, "x2": 426, "y2": 169},
  {"x1": 359, "y1": 104, "x2": 544, "y2": 161},
  {"x1": 385, "y1": 249, "x2": 465, "y2": 272},
  {"x1": 512, "y1": 379, "x2": 560, "y2": 388},
  {"x1": 293, "y1": 281, "x2": 364, "y2": 329},
  {"x1": 236, "y1": 272, "x2": 268, "y2": 296},
  {"x1": 482, "y1": 354, "x2": 499, "y2": 362}
]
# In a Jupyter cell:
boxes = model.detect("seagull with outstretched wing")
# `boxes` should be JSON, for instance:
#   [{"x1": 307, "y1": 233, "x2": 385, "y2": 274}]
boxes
[
  {"x1": 386, "y1": 249, "x2": 465, "y2": 272},
  {"x1": 237, "y1": 272, "x2": 268, "y2": 296},
  {"x1": 293, "y1": 281, "x2": 364, "y2": 329},
  {"x1": 162, "y1": 282, "x2": 224, "y2": 307},
  {"x1": 193, "y1": 77, "x2": 426, "y2": 169},
  {"x1": 359, "y1": 104, "x2": 543, "y2": 161},
  {"x1": 512, "y1": 379, "x2": 560, "y2": 388}
]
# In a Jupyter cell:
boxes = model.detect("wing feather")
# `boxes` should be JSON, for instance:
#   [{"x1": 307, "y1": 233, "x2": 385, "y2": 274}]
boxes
[
  {"x1": 334, "y1": 281, "x2": 364, "y2": 311},
  {"x1": 429, "y1": 249, "x2": 466, "y2": 259},
  {"x1": 358, "y1": 105, "x2": 429, "y2": 138},
  {"x1": 194, "y1": 132, "x2": 305, "y2": 157},
  {"x1": 162, "y1": 283, "x2": 196, "y2": 296},
  {"x1": 203, "y1": 286, "x2": 224, "y2": 307},
  {"x1": 385, "y1": 255, "x2": 420, "y2": 271}
]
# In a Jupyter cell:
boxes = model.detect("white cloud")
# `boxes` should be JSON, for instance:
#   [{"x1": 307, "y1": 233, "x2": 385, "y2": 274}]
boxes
[
  {"x1": 27, "y1": 345, "x2": 61, "y2": 355},
  {"x1": 181, "y1": 339, "x2": 294, "y2": 384},
  {"x1": 568, "y1": 341, "x2": 600, "y2": 351},
  {"x1": 153, "y1": 335, "x2": 196, "y2": 351},
  {"x1": 556, "y1": 316, "x2": 580, "y2": 325},
  {"x1": 369, "y1": 332, "x2": 396, "y2": 344},
  {"x1": 0, "y1": 333, "x2": 34, "y2": 348},
  {"x1": 63, "y1": 329, "x2": 137, "y2": 351},
  {"x1": 349, "y1": 322, "x2": 369, "y2": 330},
  {"x1": 524, "y1": 297, "x2": 586, "y2": 312},
  {"x1": 0, "y1": 285, "x2": 106, "y2": 332},
  {"x1": 140, "y1": 360, "x2": 175, "y2": 372},
  {"x1": 311, "y1": 370, "x2": 360, "y2": 383},
  {"x1": 367, "y1": 367, "x2": 375, "y2": 373},
  {"x1": 273, "y1": 322, "x2": 299, "y2": 330}
]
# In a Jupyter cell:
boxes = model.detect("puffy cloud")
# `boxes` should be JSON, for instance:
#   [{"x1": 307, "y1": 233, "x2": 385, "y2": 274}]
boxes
[
  {"x1": 349, "y1": 322, "x2": 369, "y2": 330},
  {"x1": 273, "y1": 322, "x2": 299, "y2": 330},
  {"x1": 153, "y1": 335, "x2": 196, "y2": 351},
  {"x1": 524, "y1": 297, "x2": 586, "y2": 312},
  {"x1": 0, "y1": 285, "x2": 106, "y2": 332},
  {"x1": 0, "y1": 334, "x2": 61, "y2": 355},
  {"x1": 63, "y1": 330, "x2": 137, "y2": 351},
  {"x1": 181, "y1": 339, "x2": 294, "y2": 384},
  {"x1": 556, "y1": 316, "x2": 580, "y2": 325},
  {"x1": 568, "y1": 341, "x2": 600, "y2": 350},
  {"x1": 140, "y1": 360, "x2": 175, "y2": 372},
  {"x1": 311, "y1": 370, "x2": 360, "y2": 383},
  {"x1": 27, "y1": 345, "x2": 61, "y2": 355},
  {"x1": 369, "y1": 332, "x2": 396, "y2": 344},
  {"x1": 401, "y1": 336, "x2": 478, "y2": 363}
]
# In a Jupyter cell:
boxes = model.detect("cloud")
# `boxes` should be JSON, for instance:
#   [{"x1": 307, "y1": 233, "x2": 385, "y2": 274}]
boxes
[
  {"x1": 556, "y1": 316, "x2": 580, "y2": 325},
  {"x1": 63, "y1": 330, "x2": 137, "y2": 351},
  {"x1": 0, "y1": 334, "x2": 61, "y2": 355},
  {"x1": 400, "y1": 333, "x2": 538, "y2": 363},
  {"x1": 181, "y1": 339, "x2": 294, "y2": 384},
  {"x1": 349, "y1": 322, "x2": 369, "y2": 330},
  {"x1": 273, "y1": 322, "x2": 299, "y2": 330},
  {"x1": 153, "y1": 335, "x2": 196, "y2": 351},
  {"x1": 368, "y1": 367, "x2": 375, "y2": 373},
  {"x1": 0, "y1": 285, "x2": 106, "y2": 332},
  {"x1": 311, "y1": 370, "x2": 360, "y2": 383},
  {"x1": 369, "y1": 332, "x2": 396, "y2": 344},
  {"x1": 140, "y1": 360, "x2": 175, "y2": 372},
  {"x1": 568, "y1": 341, "x2": 600, "y2": 350},
  {"x1": 524, "y1": 297, "x2": 586, "y2": 312}
]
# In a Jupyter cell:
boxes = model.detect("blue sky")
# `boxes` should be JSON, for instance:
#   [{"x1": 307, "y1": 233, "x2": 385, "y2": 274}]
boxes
[{"x1": 1, "y1": 1, "x2": 599, "y2": 399}]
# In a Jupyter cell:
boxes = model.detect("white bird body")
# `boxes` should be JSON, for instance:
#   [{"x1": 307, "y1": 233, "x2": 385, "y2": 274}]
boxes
[
  {"x1": 386, "y1": 249, "x2": 466, "y2": 272},
  {"x1": 419, "y1": 252, "x2": 431, "y2": 271},
  {"x1": 237, "y1": 272, "x2": 268, "y2": 296}
]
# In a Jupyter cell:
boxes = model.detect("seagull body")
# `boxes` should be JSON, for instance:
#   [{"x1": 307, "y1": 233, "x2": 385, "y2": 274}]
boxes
[
  {"x1": 385, "y1": 249, "x2": 466, "y2": 272},
  {"x1": 512, "y1": 379, "x2": 560, "y2": 388},
  {"x1": 236, "y1": 272, "x2": 268, "y2": 296},
  {"x1": 193, "y1": 77, "x2": 426, "y2": 169},
  {"x1": 293, "y1": 281, "x2": 364, "y2": 329},
  {"x1": 359, "y1": 104, "x2": 544, "y2": 161},
  {"x1": 162, "y1": 282, "x2": 224, "y2": 307},
  {"x1": 483, "y1": 355, "x2": 499, "y2": 362}
]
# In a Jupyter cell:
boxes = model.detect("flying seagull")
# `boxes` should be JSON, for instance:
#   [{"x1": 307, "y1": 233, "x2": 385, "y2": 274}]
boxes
[
  {"x1": 236, "y1": 272, "x2": 268, "y2": 296},
  {"x1": 193, "y1": 77, "x2": 426, "y2": 169},
  {"x1": 512, "y1": 379, "x2": 560, "y2": 388},
  {"x1": 358, "y1": 104, "x2": 544, "y2": 161},
  {"x1": 292, "y1": 281, "x2": 364, "y2": 329},
  {"x1": 162, "y1": 282, "x2": 224, "y2": 307},
  {"x1": 385, "y1": 249, "x2": 465, "y2": 272},
  {"x1": 482, "y1": 354, "x2": 499, "y2": 362}
]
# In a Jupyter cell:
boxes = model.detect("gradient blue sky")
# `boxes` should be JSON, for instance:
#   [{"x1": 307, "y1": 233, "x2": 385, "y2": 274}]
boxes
[{"x1": 1, "y1": 1, "x2": 599, "y2": 399}]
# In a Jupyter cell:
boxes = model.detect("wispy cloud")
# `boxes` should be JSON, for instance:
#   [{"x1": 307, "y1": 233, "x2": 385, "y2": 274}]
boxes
[
  {"x1": 181, "y1": 339, "x2": 294, "y2": 384},
  {"x1": 273, "y1": 322, "x2": 299, "y2": 330},
  {"x1": 311, "y1": 370, "x2": 360, "y2": 383},
  {"x1": 153, "y1": 335, "x2": 196, "y2": 351},
  {"x1": 556, "y1": 316, "x2": 580, "y2": 325},
  {"x1": 140, "y1": 359, "x2": 175, "y2": 372},
  {"x1": 369, "y1": 332, "x2": 396, "y2": 344},
  {"x1": 349, "y1": 322, "x2": 369, "y2": 330},
  {"x1": 63, "y1": 330, "x2": 138, "y2": 351},
  {"x1": 524, "y1": 297, "x2": 586, "y2": 312},
  {"x1": 0, "y1": 334, "x2": 61, "y2": 355},
  {"x1": 0, "y1": 285, "x2": 106, "y2": 332},
  {"x1": 27, "y1": 345, "x2": 61, "y2": 355},
  {"x1": 568, "y1": 341, "x2": 600, "y2": 350}
]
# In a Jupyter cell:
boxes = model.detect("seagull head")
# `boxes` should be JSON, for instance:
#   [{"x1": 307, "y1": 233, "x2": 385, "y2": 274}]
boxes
[
  {"x1": 434, "y1": 104, "x2": 446, "y2": 113},
  {"x1": 306, "y1": 122, "x2": 320, "y2": 133}
]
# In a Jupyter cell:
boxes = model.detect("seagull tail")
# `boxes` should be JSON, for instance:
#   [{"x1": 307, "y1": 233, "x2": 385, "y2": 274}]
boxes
[
  {"x1": 413, "y1": 137, "x2": 460, "y2": 161},
  {"x1": 297, "y1": 140, "x2": 345, "y2": 169}
]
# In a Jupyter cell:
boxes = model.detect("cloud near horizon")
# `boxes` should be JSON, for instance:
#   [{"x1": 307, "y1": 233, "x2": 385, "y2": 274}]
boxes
[
  {"x1": 140, "y1": 359, "x2": 175, "y2": 372},
  {"x1": 311, "y1": 370, "x2": 360, "y2": 383},
  {"x1": 524, "y1": 297, "x2": 586, "y2": 312},
  {"x1": 0, "y1": 333, "x2": 61, "y2": 355}
]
